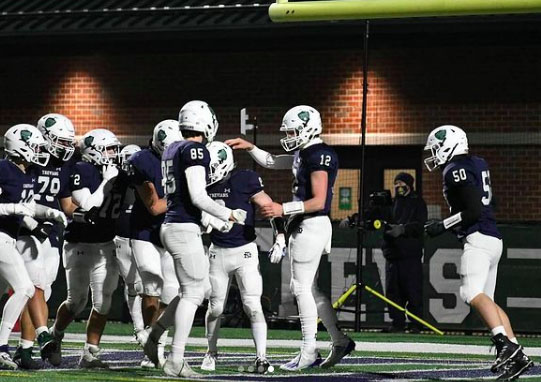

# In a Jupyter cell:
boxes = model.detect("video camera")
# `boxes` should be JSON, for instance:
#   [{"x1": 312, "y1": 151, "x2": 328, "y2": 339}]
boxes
[{"x1": 340, "y1": 190, "x2": 392, "y2": 231}]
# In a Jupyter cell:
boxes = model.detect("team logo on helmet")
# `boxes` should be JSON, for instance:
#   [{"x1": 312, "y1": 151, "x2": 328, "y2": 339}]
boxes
[
  {"x1": 297, "y1": 111, "x2": 310, "y2": 128},
  {"x1": 20, "y1": 129, "x2": 33, "y2": 142},
  {"x1": 157, "y1": 129, "x2": 167, "y2": 143},
  {"x1": 84, "y1": 135, "x2": 95, "y2": 148},
  {"x1": 434, "y1": 129, "x2": 447, "y2": 142},
  {"x1": 217, "y1": 148, "x2": 227, "y2": 163},
  {"x1": 44, "y1": 117, "x2": 57, "y2": 129}
]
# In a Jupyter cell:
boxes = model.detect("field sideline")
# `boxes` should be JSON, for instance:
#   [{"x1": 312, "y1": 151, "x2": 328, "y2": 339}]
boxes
[{"x1": 0, "y1": 322, "x2": 539, "y2": 381}]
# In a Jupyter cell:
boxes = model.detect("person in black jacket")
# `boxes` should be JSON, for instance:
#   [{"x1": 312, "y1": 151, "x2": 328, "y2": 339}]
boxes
[{"x1": 382, "y1": 172, "x2": 427, "y2": 333}]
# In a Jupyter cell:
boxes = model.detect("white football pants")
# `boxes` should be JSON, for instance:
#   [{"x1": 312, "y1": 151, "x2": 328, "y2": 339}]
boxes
[
  {"x1": 460, "y1": 232, "x2": 503, "y2": 304},
  {"x1": 63, "y1": 241, "x2": 119, "y2": 315},
  {"x1": 0, "y1": 232, "x2": 35, "y2": 345},
  {"x1": 205, "y1": 241, "x2": 266, "y2": 356}
]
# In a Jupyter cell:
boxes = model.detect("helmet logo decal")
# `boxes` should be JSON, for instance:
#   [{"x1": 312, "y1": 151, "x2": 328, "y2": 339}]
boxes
[
  {"x1": 157, "y1": 129, "x2": 167, "y2": 143},
  {"x1": 20, "y1": 129, "x2": 33, "y2": 142},
  {"x1": 44, "y1": 117, "x2": 56, "y2": 128},
  {"x1": 217, "y1": 148, "x2": 227, "y2": 164},
  {"x1": 434, "y1": 129, "x2": 447, "y2": 143},
  {"x1": 84, "y1": 135, "x2": 95, "y2": 148},
  {"x1": 297, "y1": 111, "x2": 310, "y2": 128}
]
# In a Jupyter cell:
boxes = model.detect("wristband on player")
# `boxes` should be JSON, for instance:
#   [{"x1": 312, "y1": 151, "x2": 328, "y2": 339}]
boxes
[
  {"x1": 282, "y1": 201, "x2": 305, "y2": 216},
  {"x1": 443, "y1": 212, "x2": 462, "y2": 229}
]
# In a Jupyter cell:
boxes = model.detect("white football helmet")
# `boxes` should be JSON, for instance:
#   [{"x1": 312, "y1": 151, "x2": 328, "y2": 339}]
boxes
[
  {"x1": 119, "y1": 144, "x2": 141, "y2": 172},
  {"x1": 4, "y1": 124, "x2": 50, "y2": 166},
  {"x1": 79, "y1": 129, "x2": 121, "y2": 166},
  {"x1": 36, "y1": 113, "x2": 76, "y2": 161},
  {"x1": 178, "y1": 100, "x2": 218, "y2": 143},
  {"x1": 207, "y1": 141, "x2": 235, "y2": 185},
  {"x1": 152, "y1": 119, "x2": 183, "y2": 155},
  {"x1": 424, "y1": 125, "x2": 469, "y2": 171},
  {"x1": 280, "y1": 105, "x2": 322, "y2": 152}
]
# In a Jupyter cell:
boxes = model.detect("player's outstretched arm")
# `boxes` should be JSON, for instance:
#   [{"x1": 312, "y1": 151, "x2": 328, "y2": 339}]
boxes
[
  {"x1": 185, "y1": 165, "x2": 246, "y2": 224},
  {"x1": 135, "y1": 181, "x2": 167, "y2": 216},
  {"x1": 259, "y1": 170, "x2": 328, "y2": 218},
  {"x1": 225, "y1": 137, "x2": 294, "y2": 170}
]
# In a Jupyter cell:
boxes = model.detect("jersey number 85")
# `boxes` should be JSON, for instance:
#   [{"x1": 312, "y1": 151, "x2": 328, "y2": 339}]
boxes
[{"x1": 161, "y1": 159, "x2": 176, "y2": 195}]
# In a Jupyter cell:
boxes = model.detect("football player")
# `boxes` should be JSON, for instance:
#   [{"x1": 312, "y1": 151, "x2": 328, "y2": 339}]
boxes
[
  {"x1": 0, "y1": 124, "x2": 67, "y2": 369},
  {"x1": 424, "y1": 125, "x2": 533, "y2": 380},
  {"x1": 200, "y1": 141, "x2": 273, "y2": 373},
  {"x1": 127, "y1": 120, "x2": 182, "y2": 368},
  {"x1": 49, "y1": 129, "x2": 127, "y2": 368},
  {"x1": 142, "y1": 100, "x2": 247, "y2": 378},
  {"x1": 226, "y1": 105, "x2": 355, "y2": 371},
  {"x1": 114, "y1": 144, "x2": 145, "y2": 346},
  {"x1": 13, "y1": 114, "x2": 77, "y2": 369}
]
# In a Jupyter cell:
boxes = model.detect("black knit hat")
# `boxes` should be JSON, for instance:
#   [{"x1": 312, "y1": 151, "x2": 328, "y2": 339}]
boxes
[{"x1": 394, "y1": 172, "x2": 414, "y2": 190}]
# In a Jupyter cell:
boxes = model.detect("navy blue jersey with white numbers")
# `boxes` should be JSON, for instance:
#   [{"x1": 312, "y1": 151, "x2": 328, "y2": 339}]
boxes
[
  {"x1": 207, "y1": 169, "x2": 264, "y2": 248},
  {"x1": 0, "y1": 160, "x2": 34, "y2": 239},
  {"x1": 163, "y1": 140, "x2": 210, "y2": 225},
  {"x1": 65, "y1": 161, "x2": 128, "y2": 243},
  {"x1": 442, "y1": 155, "x2": 501, "y2": 239},
  {"x1": 293, "y1": 143, "x2": 338, "y2": 216},
  {"x1": 27, "y1": 156, "x2": 74, "y2": 248},
  {"x1": 128, "y1": 148, "x2": 164, "y2": 246},
  {"x1": 115, "y1": 184, "x2": 135, "y2": 239}
]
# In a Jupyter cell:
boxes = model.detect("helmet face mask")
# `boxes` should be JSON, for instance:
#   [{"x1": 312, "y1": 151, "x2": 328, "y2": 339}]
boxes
[
  {"x1": 207, "y1": 141, "x2": 235, "y2": 186},
  {"x1": 152, "y1": 120, "x2": 182, "y2": 155},
  {"x1": 4, "y1": 124, "x2": 50, "y2": 167},
  {"x1": 80, "y1": 129, "x2": 121, "y2": 166},
  {"x1": 37, "y1": 114, "x2": 76, "y2": 162},
  {"x1": 279, "y1": 106, "x2": 322, "y2": 152},
  {"x1": 178, "y1": 100, "x2": 218, "y2": 143},
  {"x1": 119, "y1": 144, "x2": 141, "y2": 172},
  {"x1": 424, "y1": 125, "x2": 469, "y2": 171}
]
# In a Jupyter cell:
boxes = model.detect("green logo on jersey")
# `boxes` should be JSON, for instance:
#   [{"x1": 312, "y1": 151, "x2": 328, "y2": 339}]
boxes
[
  {"x1": 435, "y1": 129, "x2": 447, "y2": 142},
  {"x1": 20, "y1": 129, "x2": 33, "y2": 142},
  {"x1": 217, "y1": 148, "x2": 227, "y2": 163},
  {"x1": 44, "y1": 117, "x2": 57, "y2": 128},
  {"x1": 84, "y1": 135, "x2": 95, "y2": 148}
]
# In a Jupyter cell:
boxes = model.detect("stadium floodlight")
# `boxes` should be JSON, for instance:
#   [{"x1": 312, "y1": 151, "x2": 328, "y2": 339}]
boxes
[{"x1": 269, "y1": 0, "x2": 541, "y2": 23}]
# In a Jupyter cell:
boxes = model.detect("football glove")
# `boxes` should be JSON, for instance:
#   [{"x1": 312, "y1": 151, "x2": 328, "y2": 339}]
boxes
[
  {"x1": 201, "y1": 211, "x2": 233, "y2": 233},
  {"x1": 231, "y1": 209, "x2": 247, "y2": 225},
  {"x1": 425, "y1": 219, "x2": 445, "y2": 237},
  {"x1": 44, "y1": 208, "x2": 68, "y2": 228},
  {"x1": 31, "y1": 222, "x2": 55, "y2": 243},
  {"x1": 268, "y1": 234, "x2": 286, "y2": 264},
  {"x1": 385, "y1": 224, "x2": 405, "y2": 238},
  {"x1": 73, "y1": 206, "x2": 100, "y2": 225},
  {"x1": 102, "y1": 164, "x2": 119, "y2": 181}
]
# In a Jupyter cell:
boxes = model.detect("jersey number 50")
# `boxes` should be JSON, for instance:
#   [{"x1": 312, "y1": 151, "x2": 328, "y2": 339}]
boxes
[
  {"x1": 481, "y1": 170, "x2": 492, "y2": 206},
  {"x1": 161, "y1": 159, "x2": 176, "y2": 195}
]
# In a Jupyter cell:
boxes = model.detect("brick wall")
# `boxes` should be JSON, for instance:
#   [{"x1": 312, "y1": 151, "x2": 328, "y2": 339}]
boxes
[{"x1": 1, "y1": 44, "x2": 540, "y2": 221}]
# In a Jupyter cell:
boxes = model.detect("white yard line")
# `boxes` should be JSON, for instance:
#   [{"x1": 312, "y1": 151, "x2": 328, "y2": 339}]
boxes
[{"x1": 17, "y1": 333, "x2": 540, "y2": 357}]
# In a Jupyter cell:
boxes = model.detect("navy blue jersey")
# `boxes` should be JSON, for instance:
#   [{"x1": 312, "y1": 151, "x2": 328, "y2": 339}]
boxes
[
  {"x1": 442, "y1": 155, "x2": 501, "y2": 239},
  {"x1": 128, "y1": 148, "x2": 164, "y2": 246},
  {"x1": 207, "y1": 169, "x2": 264, "y2": 248},
  {"x1": 115, "y1": 185, "x2": 135, "y2": 239},
  {"x1": 65, "y1": 162, "x2": 129, "y2": 243},
  {"x1": 0, "y1": 160, "x2": 34, "y2": 239},
  {"x1": 293, "y1": 143, "x2": 338, "y2": 216},
  {"x1": 27, "y1": 156, "x2": 74, "y2": 248},
  {"x1": 163, "y1": 140, "x2": 210, "y2": 225}
]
